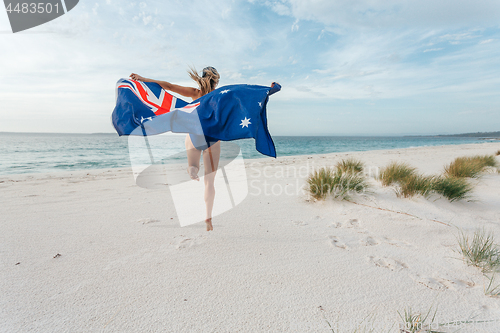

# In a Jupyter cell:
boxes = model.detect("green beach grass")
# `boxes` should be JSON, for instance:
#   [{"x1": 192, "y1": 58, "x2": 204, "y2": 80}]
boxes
[
  {"x1": 398, "y1": 306, "x2": 439, "y2": 333},
  {"x1": 378, "y1": 162, "x2": 416, "y2": 187},
  {"x1": 431, "y1": 176, "x2": 474, "y2": 202},
  {"x1": 457, "y1": 229, "x2": 500, "y2": 297},
  {"x1": 307, "y1": 158, "x2": 368, "y2": 200},
  {"x1": 457, "y1": 228, "x2": 500, "y2": 273},
  {"x1": 379, "y1": 162, "x2": 474, "y2": 202},
  {"x1": 335, "y1": 157, "x2": 364, "y2": 174},
  {"x1": 310, "y1": 154, "x2": 497, "y2": 202},
  {"x1": 444, "y1": 155, "x2": 497, "y2": 178},
  {"x1": 306, "y1": 167, "x2": 336, "y2": 200},
  {"x1": 395, "y1": 174, "x2": 435, "y2": 199}
]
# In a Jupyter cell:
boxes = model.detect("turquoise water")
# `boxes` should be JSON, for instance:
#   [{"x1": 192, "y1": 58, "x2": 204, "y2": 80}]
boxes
[{"x1": 0, "y1": 132, "x2": 484, "y2": 175}]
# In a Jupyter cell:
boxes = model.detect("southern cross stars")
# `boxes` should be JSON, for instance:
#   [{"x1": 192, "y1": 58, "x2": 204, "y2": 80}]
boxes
[{"x1": 240, "y1": 117, "x2": 251, "y2": 128}]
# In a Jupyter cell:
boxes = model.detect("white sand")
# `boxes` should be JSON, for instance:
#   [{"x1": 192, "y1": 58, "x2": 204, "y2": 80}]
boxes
[{"x1": 1, "y1": 142, "x2": 500, "y2": 332}]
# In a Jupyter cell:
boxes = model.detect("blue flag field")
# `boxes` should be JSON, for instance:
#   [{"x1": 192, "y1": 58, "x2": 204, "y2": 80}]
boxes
[{"x1": 112, "y1": 79, "x2": 281, "y2": 157}]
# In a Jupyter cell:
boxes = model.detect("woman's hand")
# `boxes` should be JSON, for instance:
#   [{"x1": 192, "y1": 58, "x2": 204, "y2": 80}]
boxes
[
  {"x1": 271, "y1": 82, "x2": 280, "y2": 88},
  {"x1": 130, "y1": 73, "x2": 145, "y2": 81}
]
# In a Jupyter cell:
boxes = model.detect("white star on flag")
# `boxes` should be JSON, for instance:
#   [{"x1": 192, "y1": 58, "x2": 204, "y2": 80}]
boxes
[
  {"x1": 258, "y1": 102, "x2": 262, "y2": 107},
  {"x1": 220, "y1": 89, "x2": 230, "y2": 94},
  {"x1": 240, "y1": 117, "x2": 251, "y2": 128}
]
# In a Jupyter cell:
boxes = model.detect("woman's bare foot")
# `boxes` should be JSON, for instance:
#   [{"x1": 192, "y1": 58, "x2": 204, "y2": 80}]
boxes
[
  {"x1": 205, "y1": 218, "x2": 213, "y2": 231},
  {"x1": 187, "y1": 166, "x2": 200, "y2": 181}
]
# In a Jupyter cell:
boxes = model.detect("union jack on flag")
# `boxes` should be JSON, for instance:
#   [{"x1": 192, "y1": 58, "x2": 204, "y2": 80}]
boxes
[
  {"x1": 116, "y1": 79, "x2": 189, "y2": 116},
  {"x1": 112, "y1": 79, "x2": 202, "y2": 136}
]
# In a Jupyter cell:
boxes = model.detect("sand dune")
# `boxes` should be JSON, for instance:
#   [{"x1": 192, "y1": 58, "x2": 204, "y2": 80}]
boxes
[{"x1": 1, "y1": 142, "x2": 500, "y2": 332}]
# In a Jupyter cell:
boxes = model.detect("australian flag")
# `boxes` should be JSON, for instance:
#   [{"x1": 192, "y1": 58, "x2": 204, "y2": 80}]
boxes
[{"x1": 112, "y1": 79, "x2": 281, "y2": 158}]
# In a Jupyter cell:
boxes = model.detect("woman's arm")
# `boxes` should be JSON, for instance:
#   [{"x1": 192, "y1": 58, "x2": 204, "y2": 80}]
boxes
[{"x1": 129, "y1": 73, "x2": 201, "y2": 100}]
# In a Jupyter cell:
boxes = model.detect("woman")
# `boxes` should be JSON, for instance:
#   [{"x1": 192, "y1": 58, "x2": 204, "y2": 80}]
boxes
[{"x1": 130, "y1": 67, "x2": 221, "y2": 231}]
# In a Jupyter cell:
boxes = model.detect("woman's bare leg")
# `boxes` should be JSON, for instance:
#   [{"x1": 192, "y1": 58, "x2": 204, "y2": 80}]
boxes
[
  {"x1": 185, "y1": 134, "x2": 202, "y2": 181},
  {"x1": 203, "y1": 141, "x2": 221, "y2": 231}
]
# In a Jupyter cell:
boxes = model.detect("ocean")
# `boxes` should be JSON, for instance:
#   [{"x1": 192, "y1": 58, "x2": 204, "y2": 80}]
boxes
[{"x1": 0, "y1": 132, "x2": 486, "y2": 176}]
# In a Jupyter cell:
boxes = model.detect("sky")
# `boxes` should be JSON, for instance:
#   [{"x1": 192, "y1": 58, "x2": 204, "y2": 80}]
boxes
[{"x1": 0, "y1": 0, "x2": 499, "y2": 136}]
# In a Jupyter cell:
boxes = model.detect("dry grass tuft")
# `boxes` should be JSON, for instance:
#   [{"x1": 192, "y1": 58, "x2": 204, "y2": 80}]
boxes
[
  {"x1": 379, "y1": 161, "x2": 474, "y2": 201},
  {"x1": 335, "y1": 158, "x2": 364, "y2": 174},
  {"x1": 431, "y1": 176, "x2": 474, "y2": 202},
  {"x1": 444, "y1": 155, "x2": 497, "y2": 178},
  {"x1": 306, "y1": 159, "x2": 368, "y2": 201},
  {"x1": 457, "y1": 229, "x2": 500, "y2": 273},
  {"x1": 395, "y1": 174, "x2": 435, "y2": 199},
  {"x1": 306, "y1": 167, "x2": 336, "y2": 200},
  {"x1": 379, "y1": 162, "x2": 417, "y2": 187}
]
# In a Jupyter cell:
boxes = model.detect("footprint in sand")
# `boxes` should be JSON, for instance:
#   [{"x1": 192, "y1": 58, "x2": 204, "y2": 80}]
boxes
[
  {"x1": 328, "y1": 235, "x2": 348, "y2": 249},
  {"x1": 409, "y1": 274, "x2": 475, "y2": 291},
  {"x1": 382, "y1": 237, "x2": 413, "y2": 248},
  {"x1": 176, "y1": 238, "x2": 194, "y2": 249},
  {"x1": 138, "y1": 218, "x2": 160, "y2": 225},
  {"x1": 172, "y1": 235, "x2": 204, "y2": 250},
  {"x1": 343, "y1": 218, "x2": 369, "y2": 234},
  {"x1": 362, "y1": 236, "x2": 380, "y2": 246},
  {"x1": 293, "y1": 220, "x2": 308, "y2": 227},
  {"x1": 368, "y1": 255, "x2": 408, "y2": 271},
  {"x1": 346, "y1": 218, "x2": 361, "y2": 229}
]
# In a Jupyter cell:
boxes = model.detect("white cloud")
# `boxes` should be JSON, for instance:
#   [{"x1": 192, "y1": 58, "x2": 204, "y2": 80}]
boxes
[
  {"x1": 265, "y1": 0, "x2": 500, "y2": 29},
  {"x1": 142, "y1": 14, "x2": 152, "y2": 25},
  {"x1": 480, "y1": 39, "x2": 494, "y2": 44},
  {"x1": 423, "y1": 48, "x2": 443, "y2": 52},
  {"x1": 269, "y1": 1, "x2": 291, "y2": 15},
  {"x1": 0, "y1": 0, "x2": 499, "y2": 134},
  {"x1": 440, "y1": 32, "x2": 479, "y2": 41}
]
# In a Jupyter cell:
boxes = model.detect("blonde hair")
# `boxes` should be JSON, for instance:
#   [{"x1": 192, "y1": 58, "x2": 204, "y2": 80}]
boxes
[{"x1": 188, "y1": 66, "x2": 220, "y2": 96}]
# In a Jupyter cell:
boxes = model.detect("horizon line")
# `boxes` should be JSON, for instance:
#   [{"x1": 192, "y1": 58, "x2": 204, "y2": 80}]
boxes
[{"x1": 1, "y1": 130, "x2": 497, "y2": 137}]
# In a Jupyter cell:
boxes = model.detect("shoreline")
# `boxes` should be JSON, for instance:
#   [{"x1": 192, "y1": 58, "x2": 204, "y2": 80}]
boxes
[{"x1": 1, "y1": 141, "x2": 498, "y2": 180}]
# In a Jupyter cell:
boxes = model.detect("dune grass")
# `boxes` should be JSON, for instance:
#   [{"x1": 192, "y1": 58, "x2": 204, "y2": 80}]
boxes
[
  {"x1": 431, "y1": 176, "x2": 474, "y2": 202},
  {"x1": 336, "y1": 158, "x2": 364, "y2": 174},
  {"x1": 330, "y1": 171, "x2": 368, "y2": 200},
  {"x1": 457, "y1": 229, "x2": 500, "y2": 297},
  {"x1": 307, "y1": 167, "x2": 336, "y2": 200},
  {"x1": 398, "y1": 306, "x2": 440, "y2": 333},
  {"x1": 324, "y1": 304, "x2": 489, "y2": 332},
  {"x1": 307, "y1": 159, "x2": 368, "y2": 200},
  {"x1": 444, "y1": 155, "x2": 497, "y2": 178},
  {"x1": 457, "y1": 229, "x2": 500, "y2": 273},
  {"x1": 313, "y1": 154, "x2": 496, "y2": 202},
  {"x1": 478, "y1": 154, "x2": 498, "y2": 167},
  {"x1": 395, "y1": 174, "x2": 435, "y2": 199},
  {"x1": 378, "y1": 162, "x2": 416, "y2": 186},
  {"x1": 379, "y1": 162, "x2": 473, "y2": 201},
  {"x1": 484, "y1": 273, "x2": 500, "y2": 297}
]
